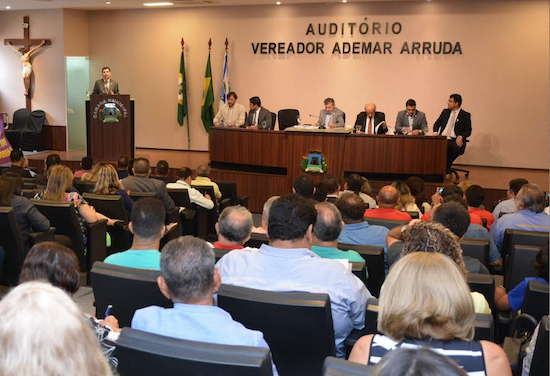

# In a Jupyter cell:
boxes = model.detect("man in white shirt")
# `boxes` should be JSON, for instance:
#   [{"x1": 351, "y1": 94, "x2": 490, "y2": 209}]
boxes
[
  {"x1": 167, "y1": 167, "x2": 214, "y2": 210},
  {"x1": 214, "y1": 92, "x2": 246, "y2": 127}
]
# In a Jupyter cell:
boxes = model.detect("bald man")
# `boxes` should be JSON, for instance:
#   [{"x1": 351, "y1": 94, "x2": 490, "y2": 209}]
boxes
[
  {"x1": 364, "y1": 185, "x2": 412, "y2": 221},
  {"x1": 354, "y1": 103, "x2": 387, "y2": 134}
]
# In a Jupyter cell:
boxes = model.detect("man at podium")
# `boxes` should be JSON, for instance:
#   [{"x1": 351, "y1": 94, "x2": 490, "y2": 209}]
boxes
[{"x1": 92, "y1": 66, "x2": 119, "y2": 95}]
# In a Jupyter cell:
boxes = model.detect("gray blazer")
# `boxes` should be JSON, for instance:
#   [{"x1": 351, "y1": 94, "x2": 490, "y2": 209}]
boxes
[
  {"x1": 92, "y1": 79, "x2": 120, "y2": 95},
  {"x1": 395, "y1": 109, "x2": 428, "y2": 134},
  {"x1": 120, "y1": 176, "x2": 176, "y2": 212},
  {"x1": 318, "y1": 107, "x2": 345, "y2": 128},
  {"x1": 245, "y1": 107, "x2": 273, "y2": 129}
]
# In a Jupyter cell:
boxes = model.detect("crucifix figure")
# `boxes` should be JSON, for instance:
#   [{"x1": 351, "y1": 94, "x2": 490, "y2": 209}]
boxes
[{"x1": 4, "y1": 16, "x2": 51, "y2": 110}]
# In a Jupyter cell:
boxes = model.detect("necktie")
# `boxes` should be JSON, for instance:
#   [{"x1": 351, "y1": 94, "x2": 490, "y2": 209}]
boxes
[
  {"x1": 367, "y1": 117, "x2": 373, "y2": 134},
  {"x1": 104, "y1": 81, "x2": 109, "y2": 94}
]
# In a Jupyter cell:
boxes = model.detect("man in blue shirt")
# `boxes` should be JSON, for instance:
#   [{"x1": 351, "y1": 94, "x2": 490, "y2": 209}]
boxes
[
  {"x1": 216, "y1": 194, "x2": 371, "y2": 357},
  {"x1": 132, "y1": 236, "x2": 278, "y2": 375},
  {"x1": 491, "y1": 184, "x2": 550, "y2": 251}
]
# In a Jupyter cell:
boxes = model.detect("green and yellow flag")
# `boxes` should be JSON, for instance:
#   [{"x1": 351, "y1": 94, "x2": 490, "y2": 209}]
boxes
[
  {"x1": 201, "y1": 48, "x2": 215, "y2": 133},
  {"x1": 178, "y1": 38, "x2": 190, "y2": 149}
]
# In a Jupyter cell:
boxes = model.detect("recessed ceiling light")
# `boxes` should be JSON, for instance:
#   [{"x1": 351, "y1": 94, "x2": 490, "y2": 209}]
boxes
[
  {"x1": 6, "y1": 6, "x2": 11, "y2": 9},
  {"x1": 276, "y1": 1, "x2": 281, "y2": 4},
  {"x1": 342, "y1": 0, "x2": 347, "y2": 3},
  {"x1": 106, "y1": 1, "x2": 111, "y2": 4},
  {"x1": 143, "y1": 2, "x2": 174, "y2": 6}
]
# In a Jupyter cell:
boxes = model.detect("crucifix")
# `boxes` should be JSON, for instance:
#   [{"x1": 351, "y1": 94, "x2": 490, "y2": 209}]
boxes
[{"x1": 4, "y1": 16, "x2": 51, "y2": 111}]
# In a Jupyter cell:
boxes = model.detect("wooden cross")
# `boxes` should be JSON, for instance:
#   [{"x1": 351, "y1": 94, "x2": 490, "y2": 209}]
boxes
[{"x1": 4, "y1": 16, "x2": 51, "y2": 111}]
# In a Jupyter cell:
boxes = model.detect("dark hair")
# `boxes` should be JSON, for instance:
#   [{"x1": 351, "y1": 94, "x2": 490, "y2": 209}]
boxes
[
  {"x1": 345, "y1": 174, "x2": 364, "y2": 194},
  {"x1": 267, "y1": 195, "x2": 317, "y2": 241},
  {"x1": 509, "y1": 178, "x2": 529, "y2": 196},
  {"x1": 19, "y1": 242, "x2": 81, "y2": 295},
  {"x1": 133, "y1": 158, "x2": 150, "y2": 175},
  {"x1": 227, "y1": 92, "x2": 238, "y2": 100},
  {"x1": 10, "y1": 150, "x2": 24, "y2": 163},
  {"x1": 131, "y1": 198, "x2": 166, "y2": 240},
  {"x1": 312, "y1": 183, "x2": 328, "y2": 202},
  {"x1": 218, "y1": 206, "x2": 253, "y2": 244},
  {"x1": 117, "y1": 155, "x2": 129, "y2": 169},
  {"x1": 335, "y1": 192, "x2": 366, "y2": 223},
  {"x1": 81, "y1": 156, "x2": 93, "y2": 171},
  {"x1": 324, "y1": 97, "x2": 335, "y2": 106},
  {"x1": 102, "y1": 66, "x2": 111, "y2": 72},
  {"x1": 441, "y1": 185, "x2": 463, "y2": 198},
  {"x1": 449, "y1": 94, "x2": 462, "y2": 106},
  {"x1": 249, "y1": 96, "x2": 261, "y2": 107},
  {"x1": 432, "y1": 201, "x2": 470, "y2": 238},
  {"x1": 533, "y1": 245, "x2": 549, "y2": 281},
  {"x1": 0, "y1": 172, "x2": 23, "y2": 205},
  {"x1": 406, "y1": 176, "x2": 426, "y2": 207},
  {"x1": 127, "y1": 158, "x2": 135, "y2": 176},
  {"x1": 45, "y1": 154, "x2": 61, "y2": 169},
  {"x1": 321, "y1": 175, "x2": 340, "y2": 194},
  {"x1": 293, "y1": 173, "x2": 315, "y2": 198},
  {"x1": 465, "y1": 185, "x2": 485, "y2": 208},
  {"x1": 156, "y1": 160, "x2": 169, "y2": 176},
  {"x1": 405, "y1": 99, "x2": 416, "y2": 107},
  {"x1": 177, "y1": 167, "x2": 192, "y2": 180},
  {"x1": 313, "y1": 202, "x2": 343, "y2": 242},
  {"x1": 518, "y1": 184, "x2": 546, "y2": 213}
]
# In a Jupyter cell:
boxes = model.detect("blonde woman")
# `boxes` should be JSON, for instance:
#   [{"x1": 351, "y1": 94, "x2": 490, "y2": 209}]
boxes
[
  {"x1": 349, "y1": 252, "x2": 511, "y2": 376},
  {"x1": 81, "y1": 162, "x2": 102, "y2": 182},
  {"x1": 93, "y1": 163, "x2": 134, "y2": 212},
  {"x1": 0, "y1": 281, "x2": 113, "y2": 376},
  {"x1": 391, "y1": 181, "x2": 422, "y2": 217}
]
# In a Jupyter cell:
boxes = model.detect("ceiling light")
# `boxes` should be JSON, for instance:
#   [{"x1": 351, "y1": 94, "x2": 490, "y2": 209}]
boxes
[
  {"x1": 276, "y1": 1, "x2": 281, "y2": 4},
  {"x1": 342, "y1": 0, "x2": 347, "y2": 3},
  {"x1": 106, "y1": 1, "x2": 111, "y2": 4},
  {"x1": 143, "y1": 2, "x2": 174, "y2": 6},
  {"x1": 6, "y1": 6, "x2": 11, "y2": 9}
]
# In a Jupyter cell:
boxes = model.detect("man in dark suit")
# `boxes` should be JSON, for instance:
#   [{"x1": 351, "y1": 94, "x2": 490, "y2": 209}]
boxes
[
  {"x1": 395, "y1": 99, "x2": 428, "y2": 135},
  {"x1": 92, "y1": 66, "x2": 120, "y2": 95},
  {"x1": 433, "y1": 94, "x2": 472, "y2": 173},
  {"x1": 244, "y1": 96, "x2": 273, "y2": 130},
  {"x1": 6, "y1": 150, "x2": 32, "y2": 178},
  {"x1": 355, "y1": 103, "x2": 387, "y2": 134}
]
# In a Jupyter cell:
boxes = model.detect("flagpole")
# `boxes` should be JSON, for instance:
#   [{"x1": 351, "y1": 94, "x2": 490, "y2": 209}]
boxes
[{"x1": 182, "y1": 37, "x2": 190, "y2": 150}]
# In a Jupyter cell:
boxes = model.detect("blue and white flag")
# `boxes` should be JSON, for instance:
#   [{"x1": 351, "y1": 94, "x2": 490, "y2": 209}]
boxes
[{"x1": 219, "y1": 51, "x2": 230, "y2": 107}]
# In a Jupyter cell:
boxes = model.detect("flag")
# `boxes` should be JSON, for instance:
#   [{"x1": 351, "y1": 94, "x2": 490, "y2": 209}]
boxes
[
  {"x1": 201, "y1": 51, "x2": 215, "y2": 133},
  {"x1": 177, "y1": 48, "x2": 188, "y2": 127},
  {"x1": 219, "y1": 50, "x2": 230, "y2": 108},
  {"x1": 0, "y1": 115, "x2": 13, "y2": 165}
]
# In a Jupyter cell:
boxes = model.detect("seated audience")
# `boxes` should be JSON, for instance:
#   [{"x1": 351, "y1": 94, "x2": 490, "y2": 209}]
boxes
[
  {"x1": 154, "y1": 159, "x2": 170, "y2": 183},
  {"x1": 492, "y1": 178, "x2": 529, "y2": 218},
  {"x1": 465, "y1": 185, "x2": 495, "y2": 229},
  {"x1": 132, "y1": 236, "x2": 279, "y2": 375},
  {"x1": 458, "y1": 179, "x2": 475, "y2": 194},
  {"x1": 191, "y1": 164, "x2": 222, "y2": 200},
  {"x1": 491, "y1": 184, "x2": 549, "y2": 251},
  {"x1": 336, "y1": 193, "x2": 389, "y2": 252},
  {"x1": 423, "y1": 186, "x2": 483, "y2": 226},
  {"x1": 117, "y1": 154, "x2": 130, "y2": 179},
  {"x1": 292, "y1": 173, "x2": 316, "y2": 200},
  {"x1": 33, "y1": 153, "x2": 61, "y2": 186},
  {"x1": 0, "y1": 172, "x2": 50, "y2": 251},
  {"x1": 312, "y1": 182, "x2": 328, "y2": 202},
  {"x1": 340, "y1": 173, "x2": 376, "y2": 209},
  {"x1": 349, "y1": 252, "x2": 511, "y2": 376},
  {"x1": 166, "y1": 167, "x2": 214, "y2": 209},
  {"x1": 0, "y1": 281, "x2": 114, "y2": 376},
  {"x1": 364, "y1": 185, "x2": 412, "y2": 221},
  {"x1": 127, "y1": 158, "x2": 135, "y2": 176},
  {"x1": 121, "y1": 158, "x2": 176, "y2": 212},
  {"x1": 19, "y1": 242, "x2": 120, "y2": 367},
  {"x1": 217, "y1": 194, "x2": 371, "y2": 357},
  {"x1": 6, "y1": 150, "x2": 32, "y2": 178},
  {"x1": 405, "y1": 176, "x2": 432, "y2": 214},
  {"x1": 92, "y1": 163, "x2": 134, "y2": 213},
  {"x1": 391, "y1": 181, "x2": 422, "y2": 217},
  {"x1": 495, "y1": 245, "x2": 548, "y2": 312},
  {"x1": 74, "y1": 156, "x2": 94, "y2": 179},
  {"x1": 81, "y1": 162, "x2": 102, "y2": 183},
  {"x1": 213, "y1": 205, "x2": 254, "y2": 250},
  {"x1": 321, "y1": 175, "x2": 340, "y2": 203},
  {"x1": 104, "y1": 197, "x2": 165, "y2": 270},
  {"x1": 370, "y1": 348, "x2": 467, "y2": 376},
  {"x1": 252, "y1": 196, "x2": 278, "y2": 234}
]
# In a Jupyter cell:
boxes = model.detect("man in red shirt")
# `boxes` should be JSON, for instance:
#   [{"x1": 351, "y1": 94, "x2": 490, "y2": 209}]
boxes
[
  {"x1": 213, "y1": 206, "x2": 253, "y2": 250},
  {"x1": 364, "y1": 185, "x2": 412, "y2": 221},
  {"x1": 465, "y1": 185, "x2": 495, "y2": 229},
  {"x1": 422, "y1": 191, "x2": 484, "y2": 226}
]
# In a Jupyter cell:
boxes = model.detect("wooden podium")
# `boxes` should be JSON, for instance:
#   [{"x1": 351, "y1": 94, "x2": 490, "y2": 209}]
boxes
[{"x1": 86, "y1": 95, "x2": 135, "y2": 161}]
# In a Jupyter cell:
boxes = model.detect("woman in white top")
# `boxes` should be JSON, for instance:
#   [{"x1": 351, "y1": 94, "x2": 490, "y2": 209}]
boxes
[
  {"x1": 392, "y1": 181, "x2": 422, "y2": 217},
  {"x1": 340, "y1": 174, "x2": 377, "y2": 209}
]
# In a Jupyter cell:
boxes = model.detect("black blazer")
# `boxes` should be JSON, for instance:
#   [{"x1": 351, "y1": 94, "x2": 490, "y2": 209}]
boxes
[
  {"x1": 433, "y1": 108, "x2": 472, "y2": 140},
  {"x1": 355, "y1": 111, "x2": 387, "y2": 134}
]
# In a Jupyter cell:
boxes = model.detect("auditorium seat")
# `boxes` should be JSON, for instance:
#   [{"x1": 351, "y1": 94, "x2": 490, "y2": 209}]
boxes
[
  {"x1": 90, "y1": 262, "x2": 172, "y2": 328},
  {"x1": 190, "y1": 185, "x2": 219, "y2": 237},
  {"x1": 406, "y1": 211, "x2": 419, "y2": 220},
  {"x1": 528, "y1": 315, "x2": 549, "y2": 376},
  {"x1": 159, "y1": 221, "x2": 182, "y2": 249},
  {"x1": 363, "y1": 217, "x2": 409, "y2": 230},
  {"x1": 245, "y1": 232, "x2": 269, "y2": 248},
  {"x1": 74, "y1": 179, "x2": 96, "y2": 194},
  {"x1": 322, "y1": 357, "x2": 372, "y2": 376},
  {"x1": 338, "y1": 243, "x2": 385, "y2": 297},
  {"x1": 522, "y1": 280, "x2": 549, "y2": 322},
  {"x1": 218, "y1": 284, "x2": 335, "y2": 376},
  {"x1": 277, "y1": 109, "x2": 300, "y2": 131},
  {"x1": 461, "y1": 238, "x2": 490, "y2": 267},
  {"x1": 21, "y1": 178, "x2": 36, "y2": 189},
  {"x1": 5, "y1": 108, "x2": 29, "y2": 150},
  {"x1": 504, "y1": 245, "x2": 541, "y2": 291},
  {"x1": 215, "y1": 180, "x2": 249, "y2": 210},
  {"x1": 167, "y1": 188, "x2": 203, "y2": 237},
  {"x1": 503, "y1": 314, "x2": 548, "y2": 375},
  {"x1": 129, "y1": 191, "x2": 157, "y2": 201},
  {"x1": 467, "y1": 273, "x2": 497, "y2": 318},
  {"x1": 21, "y1": 109, "x2": 46, "y2": 151},
  {"x1": 20, "y1": 189, "x2": 36, "y2": 199},
  {"x1": 114, "y1": 327, "x2": 274, "y2": 376},
  {"x1": 501, "y1": 229, "x2": 549, "y2": 272},
  {"x1": 270, "y1": 112, "x2": 277, "y2": 130}
]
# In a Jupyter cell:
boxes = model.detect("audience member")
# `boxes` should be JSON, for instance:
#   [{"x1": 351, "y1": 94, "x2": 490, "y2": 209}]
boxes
[
  {"x1": 349, "y1": 252, "x2": 511, "y2": 376},
  {"x1": 0, "y1": 281, "x2": 114, "y2": 376},
  {"x1": 405, "y1": 176, "x2": 431, "y2": 214},
  {"x1": 121, "y1": 158, "x2": 176, "y2": 212},
  {"x1": 117, "y1": 155, "x2": 130, "y2": 179},
  {"x1": 458, "y1": 179, "x2": 475, "y2": 194},
  {"x1": 81, "y1": 162, "x2": 102, "y2": 183},
  {"x1": 312, "y1": 182, "x2": 328, "y2": 202},
  {"x1": 104, "y1": 198, "x2": 166, "y2": 270},
  {"x1": 465, "y1": 185, "x2": 495, "y2": 229},
  {"x1": 391, "y1": 181, "x2": 422, "y2": 217},
  {"x1": 321, "y1": 175, "x2": 340, "y2": 203},
  {"x1": 33, "y1": 153, "x2": 61, "y2": 186},
  {"x1": 364, "y1": 185, "x2": 412, "y2": 221},
  {"x1": 6, "y1": 150, "x2": 32, "y2": 178},
  {"x1": 292, "y1": 173, "x2": 316, "y2": 199},
  {"x1": 191, "y1": 164, "x2": 222, "y2": 200},
  {"x1": 252, "y1": 196, "x2": 278, "y2": 234},
  {"x1": 491, "y1": 184, "x2": 550, "y2": 251},
  {"x1": 217, "y1": 194, "x2": 371, "y2": 357},
  {"x1": 74, "y1": 156, "x2": 94, "y2": 179},
  {"x1": 127, "y1": 158, "x2": 135, "y2": 176},
  {"x1": 336, "y1": 193, "x2": 389, "y2": 252},
  {"x1": 492, "y1": 178, "x2": 528, "y2": 218},
  {"x1": 370, "y1": 348, "x2": 467, "y2": 376},
  {"x1": 341, "y1": 173, "x2": 377, "y2": 209},
  {"x1": 166, "y1": 167, "x2": 214, "y2": 209},
  {"x1": 213, "y1": 206, "x2": 254, "y2": 250},
  {"x1": 132, "y1": 236, "x2": 279, "y2": 375},
  {"x1": 0, "y1": 172, "x2": 50, "y2": 250},
  {"x1": 92, "y1": 163, "x2": 134, "y2": 212},
  {"x1": 154, "y1": 159, "x2": 170, "y2": 183},
  {"x1": 423, "y1": 186, "x2": 483, "y2": 226}
]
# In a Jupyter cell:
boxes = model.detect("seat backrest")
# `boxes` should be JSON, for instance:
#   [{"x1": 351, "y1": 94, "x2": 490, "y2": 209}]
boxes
[
  {"x1": 167, "y1": 188, "x2": 192, "y2": 207},
  {"x1": 505, "y1": 245, "x2": 540, "y2": 291},
  {"x1": 502, "y1": 229, "x2": 549, "y2": 265},
  {"x1": 473, "y1": 313, "x2": 495, "y2": 341},
  {"x1": 461, "y1": 238, "x2": 490, "y2": 267},
  {"x1": 522, "y1": 280, "x2": 549, "y2": 322},
  {"x1": 277, "y1": 109, "x2": 300, "y2": 131},
  {"x1": 90, "y1": 262, "x2": 172, "y2": 328},
  {"x1": 129, "y1": 191, "x2": 157, "y2": 202},
  {"x1": 467, "y1": 273, "x2": 496, "y2": 317},
  {"x1": 83, "y1": 193, "x2": 129, "y2": 222},
  {"x1": 114, "y1": 328, "x2": 273, "y2": 376},
  {"x1": 218, "y1": 284, "x2": 335, "y2": 376},
  {"x1": 406, "y1": 211, "x2": 420, "y2": 220},
  {"x1": 191, "y1": 185, "x2": 218, "y2": 235},
  {"x1": 214, "y1": 181, "x2": 238, "y2": 205},
  {"x1": 338, "y1": 243, "x2": 385, "y2": 297},
  {"x1": 0, "y1": 207, "x2": 26, "y2": 286},
  {"x1": 363, "y1": 217, "x2": 409, "y2": 230},
  {"x1": 12, "y1": 108, "x2": 30, "y2": 130},
  {"x1": 28, "y1": 110, "x2": 46, "y2": 132},
  {"x1": 245, "y1": 232, "x2": 269, "y2": 248},
  {"x1": 322, "y1": 357, "x2": 372, "y2": 376},
  {"x1": 21, "y1": 189, "x2": 36, "y2": 199},
  {"x1": 270, "y1": 112, "x2": 276, "y2": 129},
  {"x1": 529, "y1": 316, "x2": 549, "y2": 376}
]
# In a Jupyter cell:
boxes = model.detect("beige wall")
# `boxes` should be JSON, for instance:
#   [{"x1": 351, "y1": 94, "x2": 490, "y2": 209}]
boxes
[{"x1": 63, "y1": 9, "x2": 89, "y2": 57}]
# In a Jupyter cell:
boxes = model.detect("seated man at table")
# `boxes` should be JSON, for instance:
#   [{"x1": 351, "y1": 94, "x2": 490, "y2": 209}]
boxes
[
  {"x1": 355, "y1": 103, "x2": 387, "y2": 134},
  {"x1": 316, "y1": 98, "x2": 345, "y2": 129},
  {"x1": 244, "y1": 96, "x2": 272, "y2": 129},
  {"x1": 364, "y1": 186, "x2": 412, "y2": 222},
  {"x1": 167, "y1": 167, "x2": 214, "y2": 210},
  {"x1": 213, "y1": 205, "x2": 254, "y2": 250},
  {"x1": 214, "y1": 91, "x2": 246, "y2": 127},
  {"x1": 395, "y1": 99, "x2": 428, "y2": 135}
]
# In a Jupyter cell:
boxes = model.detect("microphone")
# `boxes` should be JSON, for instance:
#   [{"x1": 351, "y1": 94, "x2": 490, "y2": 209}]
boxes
[{"x1": 309, "y1": 114, "x2": 325, "y2": 129}]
